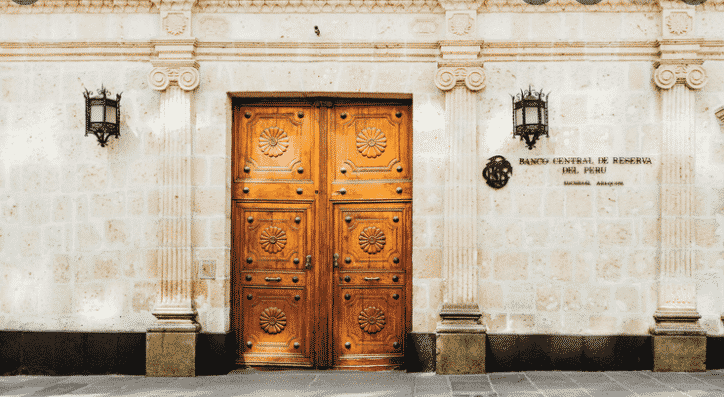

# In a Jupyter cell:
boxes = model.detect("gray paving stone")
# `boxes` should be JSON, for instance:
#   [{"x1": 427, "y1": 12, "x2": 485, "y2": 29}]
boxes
[
  {"x1": 450, "y1": 375, "x2": 492, "y2": 393},
  {"x1": 489, "y1": 374, "x2": 536, "y2": 393},
  {"x1": 565, "y1": 373, "x2": 613, "y2": 384},
  {"x1": 543, "y1": 390, "x2": 590, "y2": 397},
  {"x1": 31, "y1": 383, "x2": 88, "y2": 396},
  {"x1": 525, "y1": 372, "x2": 580, "y2": 390},
  {"x1": 585, "y1": 391, "x2": 637, "y2": 397},
  {"x1": 7, "y1": 370, "x2": 724, "y2": 397},
  {"x1": 451, "y1": 393, "x2": 497, "y2": 397},
  {"x1": 496, "y1": 392, "x2": 544, "y2": 397}
]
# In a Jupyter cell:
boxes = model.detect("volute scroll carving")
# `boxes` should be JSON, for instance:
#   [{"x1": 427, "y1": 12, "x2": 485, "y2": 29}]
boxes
[
  {"x1": 435, "y1": 66, "x2": 485, "y2": 92},
  {"x1": 654, "y1": 64, "x2": 707, "y2": 90},
  {"x1": 148, "y1": 66, "x2": 200, "y2": 91}
]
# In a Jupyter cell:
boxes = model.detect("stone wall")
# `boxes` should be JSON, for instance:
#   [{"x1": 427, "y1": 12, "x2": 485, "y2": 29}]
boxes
[{"x1": 1, "y1": 8, "x2": 723, "y2": 338}]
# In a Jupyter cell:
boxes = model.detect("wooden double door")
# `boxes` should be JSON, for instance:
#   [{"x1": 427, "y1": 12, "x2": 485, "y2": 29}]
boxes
[{"x1": 231, "y1": 99, "x2": 412, "y2": 369}]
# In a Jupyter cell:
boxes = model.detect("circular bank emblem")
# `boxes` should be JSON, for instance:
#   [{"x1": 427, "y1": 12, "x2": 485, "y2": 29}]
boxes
[
  {"x1": 483, "y1": 155, "x2": 513, "y2": 189},
  {"x1": 12, "y1": 0, "x2": 40, "y2": 4}
]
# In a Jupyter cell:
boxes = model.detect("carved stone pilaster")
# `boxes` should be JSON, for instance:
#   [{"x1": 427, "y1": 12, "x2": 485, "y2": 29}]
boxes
[
  {"x1": 146, "y1": 35, "x2": 200, "y2": 378},
  {"x1": 651, "y1": 14, "x2": 707, "y2": 369},
  {"x1": 435, "y1": 58, "x2": 486, "y2": 374}
]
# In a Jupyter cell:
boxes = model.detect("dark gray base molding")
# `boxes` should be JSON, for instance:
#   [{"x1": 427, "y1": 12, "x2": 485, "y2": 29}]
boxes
[{"x1": 2, "y1": 331, "x2": 724, "y2": 375}]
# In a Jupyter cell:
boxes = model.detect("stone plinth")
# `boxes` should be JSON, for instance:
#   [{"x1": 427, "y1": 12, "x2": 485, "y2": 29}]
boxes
[
  {"x1": 653, "y1": 335, "x2": 706, "y2": 372},
  {"x1": 436, "y1": 332, "x2": 486, "y2": 375},
  {"x1": 435, "y1": 303, "x2": 487, "y2": 374},
  {"x1": 146, "y1": 331, "x2": 197, "y2": 377}
]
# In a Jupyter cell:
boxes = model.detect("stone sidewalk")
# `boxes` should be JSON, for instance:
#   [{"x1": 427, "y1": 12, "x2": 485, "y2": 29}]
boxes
[{"x1": 2, "y1": 370, "x2": 724, "y2": 397}]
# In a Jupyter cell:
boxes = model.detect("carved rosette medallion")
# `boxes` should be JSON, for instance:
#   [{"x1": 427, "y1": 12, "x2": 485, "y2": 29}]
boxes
[
  {"x1": 435, "y1": 67, "x2": 485, "y2": 92},
  {"x1": 148, "y1": 66, "x2": 200, "y2": 91},
  {"x1": 448, "y1": 13, "x2": 473, "y2": 36},
  {"x1": 356, "y1": 127, "x2": 387, "y2": 158},
  {"x1": 163, "y1": 12, "x2": 187, "y2": 36},
  {"x1": 359, "y1": 226, "x2": 386, "y2": 254},
  {"x1": 260, "y1": 307, "x2": 287, "y2": 334},
  {"x1": 666, "y1": 12, "x2": 692, "y2": 36},
  {"x1": 260, "y1": 226, "x2": 287, "y2": 253},
  {"x1": 358, "y1": 306, "x2": 386, "y2": 334},
  {"x1": 259, "y1": 127, "x2": 290, "y2": 158},
  {"x1": 654, "y1": 64, "x2": 707, "y2": 90}
]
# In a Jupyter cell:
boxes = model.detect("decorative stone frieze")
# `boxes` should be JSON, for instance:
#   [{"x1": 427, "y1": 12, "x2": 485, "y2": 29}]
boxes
[{"x1": 4, "y1": 0, "x2": 724, "y2": 13}]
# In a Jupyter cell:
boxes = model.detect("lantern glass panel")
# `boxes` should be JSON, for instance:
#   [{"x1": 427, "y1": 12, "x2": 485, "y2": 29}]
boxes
[
  {"x1": 105, "y1": 104, "x2": 116, "y2": 124},
  {"x1": 525, "y1": 106, "x2": 538, "y2": 125},
  {"x1": 91, "y1": 104, "x2": 104, "y2": 122},
  {"x1": 516, "y1": 108, "x2": 523, "y2": 127}
]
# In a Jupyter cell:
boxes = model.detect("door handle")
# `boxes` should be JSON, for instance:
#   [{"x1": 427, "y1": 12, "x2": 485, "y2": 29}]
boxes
[
  {"x1": 364, "y1": 277, "x2": 380, "y2": 281},
  {"x1": 265, "y1": 277, "x2": 282, "y2": 282},
  {"x1": 333, "y1": 253, "x2": 339, "y2": 268},
  {"x1": 305, "y1": 255, "x2": 312, "y2": 270}
]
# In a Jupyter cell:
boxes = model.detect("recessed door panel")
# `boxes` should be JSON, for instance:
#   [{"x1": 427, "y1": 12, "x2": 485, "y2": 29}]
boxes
[
  {"x1": 335, "y1": 288, "x2": 405, "y2": 368},
  {"x1": 331, "y1": 105, "x2": 411, "y2": 181},
  {"x1": 234, "y1": 105, "x2": 317, "y2": 201},
  {"x1": 239, "y1": 205, "x2": 310, "y2": 271},
  {"x1": 241, "y1": 287, "x2": 311, "y2": 366}
]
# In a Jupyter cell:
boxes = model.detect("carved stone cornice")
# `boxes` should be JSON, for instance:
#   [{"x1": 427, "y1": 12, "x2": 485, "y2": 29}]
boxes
[
  {"x1": 0, "y1": 0, "x2": 154, "y2": 13},
  {"x1": 3, "y1": 0, "x2": 724, "y2": 13},
  {"x1": 654, "y1": 63, "x2": 707, "y2": 90},
  {"x1": 148, "y1": 64, "x2": 200, "y2": 91},
  {"x1": 151, "y1": 0, "x2": 197, "y2": 11},
  {"x1": 439, "y1": 0, "x2": 482, "y2": 10},
  {"x1": 435, "y1": 61, "x2": 485, "y2": 91}
]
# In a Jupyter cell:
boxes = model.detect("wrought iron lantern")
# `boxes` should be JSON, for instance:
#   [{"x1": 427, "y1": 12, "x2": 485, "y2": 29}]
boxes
[
  {"x1": 512, "y1": 86, "x2": 549, "y2": 150},
  {"x1": 84, "y1": 86, "x2": 121, "y2": 147}
]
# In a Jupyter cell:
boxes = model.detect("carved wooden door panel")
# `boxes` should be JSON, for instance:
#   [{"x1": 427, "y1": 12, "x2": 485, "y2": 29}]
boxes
[
  {"x1": 329, "y1": 105, "x2": 412, "y2": 369},
  {"x1": 233, "y1": 100, "x2": 411, "y2": 369},
  {"x1": 233, "y1": 104, "x2": 318, "y2": 367}
]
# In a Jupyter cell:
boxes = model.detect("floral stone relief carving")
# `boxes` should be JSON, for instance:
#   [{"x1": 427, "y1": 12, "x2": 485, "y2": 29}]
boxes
[
  {"x1": 666, "y1": 12, "x2": 692, "y2": 36},
  {"x1": 448, "y1": 13, "x2": 473, "y2": 36},
  {"x1": 163, "y1": 12, "x2": 187, "y2": 35}
]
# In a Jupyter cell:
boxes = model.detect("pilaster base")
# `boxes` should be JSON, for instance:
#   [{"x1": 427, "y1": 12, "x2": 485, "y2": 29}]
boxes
[
  {"x1": 146, "y1": 331, "x2": 198, "y2": 377},
  {"x1": 653, "y1": 335, "x2": 706, "y2": 372},
  {"x1": 435, "y1": 303, "x2": 487, "y2": 374}
]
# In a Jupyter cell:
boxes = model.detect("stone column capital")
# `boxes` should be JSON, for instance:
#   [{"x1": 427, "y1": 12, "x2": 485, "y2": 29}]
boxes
[
  {"x1": 435, "y1": 64, "x2": 485, "y2": 92},
  {"x1": 654, "y1": 63, "x2": 707, "y2": 90},
  {"x1": 148, "y1": 63, "x2": 200, "y2": 92}
]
